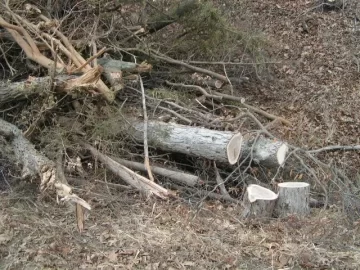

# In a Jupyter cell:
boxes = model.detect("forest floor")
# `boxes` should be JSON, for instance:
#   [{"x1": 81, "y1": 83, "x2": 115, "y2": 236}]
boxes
[{"x1": 1, "y1": 0, "x2": 360, "y2": 269}]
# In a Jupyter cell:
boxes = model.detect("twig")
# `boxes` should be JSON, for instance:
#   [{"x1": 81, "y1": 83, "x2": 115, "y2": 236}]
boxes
[
  {"x1": 165, "y1": 80, "x2": 222, "y2": 100},
  {"x1": 125, "y1": 48, "x2": 229, "y2": 82},
  {"x1": 213, "y1": 91, "x2": 291, "y2": 126},
  {"x1": 223, "y1": 64, "x2": 234, "y2": 96},
  {"x1": 140, "y1": 76, "x2": 155, "y2": 182},
  {"x1": 214, "y1": 161, "x2": 231, "y2": 198},
  {"x1": 71, "y1": 47, "x2": 107, "y2": 73},
  {"x1": 156, "y1": 106, "x2": 193, "y2": 124},
  {"x1": 185, "y1": 60, "x2": 281, "y2": 65},
  {"x1": 307, "y1": 145, "x2": 360, "y2": 154},
  {"x1": 95, "y1": 180, "x2": 133, "y2": 190}
]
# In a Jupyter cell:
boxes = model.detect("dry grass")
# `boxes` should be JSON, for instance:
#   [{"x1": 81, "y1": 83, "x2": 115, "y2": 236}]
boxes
[{"x1": 1, "y1": 178, "x2": 360, "y2": 270}]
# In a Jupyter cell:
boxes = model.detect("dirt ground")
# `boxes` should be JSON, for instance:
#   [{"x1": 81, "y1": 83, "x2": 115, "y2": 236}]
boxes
[{"x1": 2, "y1": 0, "x2": 360, "y2": 269}]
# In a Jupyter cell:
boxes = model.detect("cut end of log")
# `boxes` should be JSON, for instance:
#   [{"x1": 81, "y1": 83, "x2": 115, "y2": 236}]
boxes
[
  {"x1": 226, "y1": 132, "x2": 243, "y2": 165},
  {"x1": 277, "y1": 143, "x2": 289, "y2": 166},
  {"x1": 247, "y1": 184, "x2": 278, "y2": 203},
  {"x1": 278, "y1": 182, "x2": 309, "y2": 188}
]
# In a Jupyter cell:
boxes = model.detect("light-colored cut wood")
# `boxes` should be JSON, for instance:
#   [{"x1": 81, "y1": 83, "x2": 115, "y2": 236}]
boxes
[{"x1": 242, "y1": 184, "x2": 278, "y2": 219}]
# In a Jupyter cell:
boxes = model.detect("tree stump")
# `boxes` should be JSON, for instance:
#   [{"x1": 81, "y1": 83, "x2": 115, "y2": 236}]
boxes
[
  {"x1": 242, "y1": 184, "x2": 278, "y2": 219},
  {"x1": 274, "y1": 182, "x2": 310, "y2": 217}
]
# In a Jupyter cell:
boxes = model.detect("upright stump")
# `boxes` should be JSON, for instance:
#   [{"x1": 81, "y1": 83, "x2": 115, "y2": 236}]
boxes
[{"x1": 274, "y1": 182, "x2": 310, "y2": 217}]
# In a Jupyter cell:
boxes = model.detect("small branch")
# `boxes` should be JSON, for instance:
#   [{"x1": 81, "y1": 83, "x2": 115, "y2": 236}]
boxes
[
  {"x1": 213, "y1": 91, "x2": 291, "y2": 126},
  {"x1": 185, "y1": 60, "x2": 281, "y2": 66},
  {"x1": 140, "y1": 76, "x2": 155, "y2": 182},
  {"x1": 156, "y1": 105, "x2": 193, "y2": 124},
  {"x1": 126, "y1": 48, "x2": 229, "y2": 82},
  {"x1": 307, "y1": 145, "x2": 360, "y2": 154},
  {"x1": 165, "y1": 80, "x2": 222, "y2": 100},
  {"x1": 71, "y1": 47, "x2": 107, "y2": 73},
  {"x1": 214, "y1": 161, "x2": 231, "y2": 198}
]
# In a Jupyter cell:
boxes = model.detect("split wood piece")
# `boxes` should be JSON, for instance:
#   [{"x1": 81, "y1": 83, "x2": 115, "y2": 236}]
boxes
[
  {"x1": 97, "y1": 58, "x2": 152, "y2": 73},
  {"x1": 113, "y1": 157, "x2": 200, "y2": 187},
  {"x1": 84, "y1": 144, "x2": 169, "y2": 199},
  {"x1": 241, "y1": 134, "x2": 289, "y2": 167},
  {"x1": 274, "y1": 182, "x2": 310, "y2": 217},
  {"x1": 126, "y1": 48, "x2": 229, "y2": 82},
  {"x1": 242, "y1": 184, "x2": 278, "y2": 219},
  {"x1": 0, "y1": 118, "x2": 91, "y2": 210},
  {"x1": 130, "y1": 120, "x2": 243, "y2": 165}
]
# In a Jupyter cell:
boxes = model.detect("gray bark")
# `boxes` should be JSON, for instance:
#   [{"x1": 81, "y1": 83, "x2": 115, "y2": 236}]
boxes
[
  {"x1": 242, "y1": 184, "x2": 278, "y2": 219},
  {"x1": 274, "y1": 182, "x2": 310, "y2": 217},
  {"x1": 241, "y1": 134, "x2": 288, "y2": 167},
  {"x1": 131, "y1": 120, "x2": 243, "y2": 165}
]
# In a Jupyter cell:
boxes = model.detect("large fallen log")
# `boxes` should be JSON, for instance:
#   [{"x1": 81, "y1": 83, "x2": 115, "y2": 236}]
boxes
[
  {"x1": 0, "y1": 117, "x2": 90, "y2": 209},
  {"x1": 130, "y1": 120, "x2": 243, "y2": 165},
  {"x1": 129, "y1": 120, "x2": 288, "y2": 167}
]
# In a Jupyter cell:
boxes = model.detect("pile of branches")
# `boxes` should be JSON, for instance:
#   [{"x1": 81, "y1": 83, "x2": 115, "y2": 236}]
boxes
[{"x1": 1, "y1": 0, "x2": 359, "y2": 228}]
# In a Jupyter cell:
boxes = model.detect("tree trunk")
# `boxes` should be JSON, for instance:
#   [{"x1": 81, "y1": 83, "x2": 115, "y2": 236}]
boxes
[
  {"x1": 274, "y1": 182, "x2": 310, "y2": 217},
  {"x1": 131, "y1": 120, "x2": 243, "y2": 165},
  {"x1": 129, "y1": 120, "x2": 288, "y2": 167}
]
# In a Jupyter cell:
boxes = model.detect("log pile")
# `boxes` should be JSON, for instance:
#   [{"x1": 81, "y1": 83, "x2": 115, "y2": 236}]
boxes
[{"x1": 2, "y1": 0, "x2": 353, "y2": 230}]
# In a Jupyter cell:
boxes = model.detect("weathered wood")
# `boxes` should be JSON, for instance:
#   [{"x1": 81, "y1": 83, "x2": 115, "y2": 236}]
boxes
[
  {"x1": 113, "y1": 157, "x2": 200, "y2": 187},
  {"x1": 84, "y1": 144, "x2": 169, "y2": 199},
  {"x1": 242, "y1": 184, "x2": 278, "y2": 219},
  {"x1": 0, "y1": 71, "x2": 105, "y2": 105},
  {"x1": 0, "y1": 77, "x2": 50, "y2": 106},
  {"x1": 131, "y1": 120, "x2": 243, "y2": 165},
  {"x1": 0, "y1": 118, "x2": 90, "y2": 209},
  {"x1": 274, "y1": 182, "x2": 310, "y2": 217}
]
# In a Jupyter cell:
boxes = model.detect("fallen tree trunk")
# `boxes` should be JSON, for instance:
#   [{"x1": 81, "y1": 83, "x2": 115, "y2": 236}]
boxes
[
  {"x1": 0, "y1": 118, "x2": 90, "y2": 209},
  {"x1": 130, "y1": 120, "x2": 243, "y2": 165},
  {"x1": 113, "y1": 157, "x2": 201, "y2": 187},
  {"x1": 129, "y1": 120, "x2": 288, "y2": 167}
]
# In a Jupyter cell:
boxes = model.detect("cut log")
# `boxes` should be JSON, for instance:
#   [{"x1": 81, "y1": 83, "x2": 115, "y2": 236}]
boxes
[
  {"x1": 113, "y1": 157, "x2": 201, "y2": 187},
  {"x1": 274, "y1": 182, "x2": 310, "y2": 217},
  {"x1": 130, "y1": 120, "x2": 243, "y2": 165},
  {"x1": 241, "y1": 134, "x2": 289, "y2": 167},
  {"x1": 242, "y1": 184, "x2": 278, "y2": 219},
  {"x1": 129, "y1": 120, "x2": 287, "y2": 167}
]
